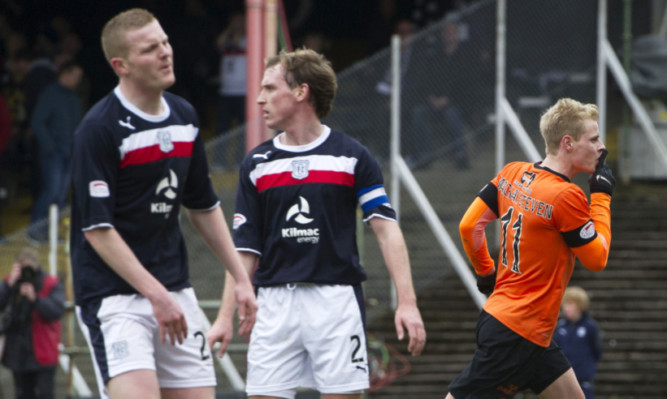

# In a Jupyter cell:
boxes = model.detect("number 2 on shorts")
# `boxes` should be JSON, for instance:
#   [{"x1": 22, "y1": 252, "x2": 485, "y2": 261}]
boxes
[
  {"x1": 350, "y1": 335, "x2": 364, "y2": 363},
  {"x1": 194, "y1": 331, "x2": 211, "y2": 361}
]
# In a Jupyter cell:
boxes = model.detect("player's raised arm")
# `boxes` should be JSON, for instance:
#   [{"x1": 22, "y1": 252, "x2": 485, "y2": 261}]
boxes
[{"x1": 573, "y1": 150, "x2": 615, "y2": 271}]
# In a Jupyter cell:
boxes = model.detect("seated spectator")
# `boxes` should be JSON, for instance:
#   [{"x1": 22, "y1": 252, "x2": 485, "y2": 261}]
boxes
[{"x1": 410, "y1": 17, "x2": 474, "y2": 170}]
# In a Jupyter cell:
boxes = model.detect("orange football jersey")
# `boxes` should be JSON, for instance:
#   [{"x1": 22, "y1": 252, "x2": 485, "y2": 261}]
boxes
[{"x1": 461, "y1": 162, "x2": 611, "y2": 347}]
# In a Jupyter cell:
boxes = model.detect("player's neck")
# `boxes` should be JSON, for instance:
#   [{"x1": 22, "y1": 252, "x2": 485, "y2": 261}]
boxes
[
  {"x1": 280, "y1": 117, "x2": 323, "y2": 146},
  {"x1": 541, "y1": 154, "x2": 576, "y2": 180},
  {"x1": 118, "y1": 80, "x2": 164, "y2": 115}
]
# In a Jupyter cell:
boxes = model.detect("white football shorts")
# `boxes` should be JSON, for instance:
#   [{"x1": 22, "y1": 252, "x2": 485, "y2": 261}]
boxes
[
  {"x1": 76, "y1": 287, "x2": 215, "y2": 399},
  {"x1": 246, "y1": 283, "x2": 370, "y2": 399}
]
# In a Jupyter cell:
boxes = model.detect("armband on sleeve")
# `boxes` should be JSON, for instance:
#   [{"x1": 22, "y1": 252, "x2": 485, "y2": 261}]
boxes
[{"x1": 478, "y1": 183, "x2": 499, "y2": 217}]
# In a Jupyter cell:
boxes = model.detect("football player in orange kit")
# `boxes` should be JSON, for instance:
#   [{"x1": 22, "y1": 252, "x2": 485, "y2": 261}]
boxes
[{"x1": 446, "y1": 98, "x2": 614, "y2": 399}]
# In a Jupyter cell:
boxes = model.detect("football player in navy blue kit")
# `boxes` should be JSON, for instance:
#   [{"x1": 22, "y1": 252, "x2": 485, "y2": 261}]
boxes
[
  {"x1": 70, "y1": 9, "x2": 257, "y2": 399},
  {"x1": 207, "y1": 49, "x2": 426, "y2": 399}
]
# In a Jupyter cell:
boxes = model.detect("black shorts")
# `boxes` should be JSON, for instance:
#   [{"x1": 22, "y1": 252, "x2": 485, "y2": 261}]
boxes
[{"x1": 448, "y1": 310, "x2": 571, "y2": 398}]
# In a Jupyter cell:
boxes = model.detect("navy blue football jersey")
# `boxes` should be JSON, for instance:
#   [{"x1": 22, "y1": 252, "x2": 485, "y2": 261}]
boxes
[
  {"x1": 233, "y1": 126, "x2": 397, "y2": 286},
  {"x1": 70, "y1": 87, "x2": 218, "y2": 304}
]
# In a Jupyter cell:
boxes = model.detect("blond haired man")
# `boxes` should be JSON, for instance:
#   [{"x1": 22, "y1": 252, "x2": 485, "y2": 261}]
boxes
[{"x1": 450, "y1": 98, "x2": 614, "y2": 398}]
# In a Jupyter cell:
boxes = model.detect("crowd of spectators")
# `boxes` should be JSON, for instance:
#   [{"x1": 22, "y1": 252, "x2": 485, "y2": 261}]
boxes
[{"x1": 0, "y1": 0, "x2": 471, "y2": 238}]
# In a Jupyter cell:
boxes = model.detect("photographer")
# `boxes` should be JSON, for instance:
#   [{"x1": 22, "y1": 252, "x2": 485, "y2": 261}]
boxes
[{"x1": 0, "y1": 247, "x2": 65, "y2": 399}]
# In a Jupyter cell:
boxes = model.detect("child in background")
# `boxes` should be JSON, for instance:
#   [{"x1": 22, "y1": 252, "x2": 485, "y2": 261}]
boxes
[{"x1": 555, "y1": 286, "x2": 603, "y2": 399}]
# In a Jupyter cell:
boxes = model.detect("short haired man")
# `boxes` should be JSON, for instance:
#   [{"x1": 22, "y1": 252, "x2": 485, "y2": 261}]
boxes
[
  {"x1": 207, "y1": 49, "x2": 427, "y2": 399},
  {"x1": 449, "y1": 98, "x2": 615, "y2": 398},
  {"x1": 70, "y1": 9, "x2": 257, "y2": 399}
]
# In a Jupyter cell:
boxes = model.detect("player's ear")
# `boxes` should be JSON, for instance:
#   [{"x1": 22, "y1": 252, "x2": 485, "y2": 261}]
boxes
[
  {"x1": 110, "y1": 57, "x2": 129, "y2": 76},
  {"x1": 562, "y1": 135, "x2": 574, "y2": 151},
  {"x1": 295, "y1": 83, "x2": 309, "y2": 102}
]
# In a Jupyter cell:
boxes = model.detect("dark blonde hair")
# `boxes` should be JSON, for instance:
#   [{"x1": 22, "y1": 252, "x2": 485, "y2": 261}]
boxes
[
  {"x1": 15, "y1": 247, "x2": 41, "y2": 267},
  {"x1": 562, "y1": 286, "x2": 590, "y2": 311},
  {"x1": 539, "y1": 98, "x2": 599, "y2": 155},
  {"x1": 265, "y1": 48, "x2": 337, "y2": 119},
  {"x1": 101, "y1": 8, "x2": 156, "y2": 63}
]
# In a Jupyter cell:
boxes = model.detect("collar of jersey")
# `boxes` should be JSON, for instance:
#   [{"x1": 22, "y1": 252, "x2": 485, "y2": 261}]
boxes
[
  {"x1": 114, "y1": 86, "x2": 171, "y2": 123},
  {"x1": 534, "y1": 161, "x2": 571, "y2": 182},
  {"x1": 273, "y1": 125, "x2": 331, "y2": 153}
]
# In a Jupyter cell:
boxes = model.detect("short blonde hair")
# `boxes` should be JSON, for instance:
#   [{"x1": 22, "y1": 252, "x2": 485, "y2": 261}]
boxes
[
  {"x1": 101, "y1": 8, "x2": 156, "y2": 63},
  {"x1": 265, "y1": 48, "x2": 337, "y2": 119},
  {"x1": 539, "y1": 98, "x2": 599, "y2": 156},
  {"x1": 562, "y1": 286, "x2": 590, "y2": 311}
]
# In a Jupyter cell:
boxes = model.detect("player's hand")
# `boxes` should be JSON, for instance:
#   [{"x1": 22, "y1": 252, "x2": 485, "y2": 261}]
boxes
[
  {"x1": 150, "y1": 291, "x2": 188, "y2": 345},
  {"x1": 476, "y1": 270, "x2": 496, "y2": 295},
  {"x1": 588, "y1": 149, "x2": 615, "y2": 196},
  {"x1": 207, "y1": 317, "x2": 234, "y2": 358},
  {"x1": 233, "y1": 280, "x2": 257, "y2": 337},
  {"x1": 394, "y1": 303, "x2": 426, "y2": 357}
]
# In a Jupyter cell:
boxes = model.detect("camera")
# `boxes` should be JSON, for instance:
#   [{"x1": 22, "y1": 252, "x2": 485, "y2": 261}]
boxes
[{"x1": 18, "y1": 266, "x2": 37, "y2": 285}]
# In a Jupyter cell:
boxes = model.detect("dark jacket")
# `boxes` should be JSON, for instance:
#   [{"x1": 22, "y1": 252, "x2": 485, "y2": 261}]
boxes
[
  {"x1": 30, "y1": 81, "x2": 83, "y2": 156},
  {"x1": 0, "y1": 270, "x2": 65, "y2": 371},
  {"x1": 554, "y1": 312, "x2": 603, "y2": 382}
]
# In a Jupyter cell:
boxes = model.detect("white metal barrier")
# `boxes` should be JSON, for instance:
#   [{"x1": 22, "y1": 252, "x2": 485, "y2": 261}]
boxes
[
  {"x1": 389, "y1": 35, "x2": 487, "y2": 310},
  {"x1": 596, "y1": 0, "x2": 667, "y2": 175}
]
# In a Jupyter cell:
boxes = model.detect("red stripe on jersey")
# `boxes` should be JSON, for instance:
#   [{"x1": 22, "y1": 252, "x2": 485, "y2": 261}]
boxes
[
  {"x1": 256, "y1": 170, "x2": 355, "y2": 192},
  {"x1": 120, "y1": 141, "x2": 194, "y2": 168}
]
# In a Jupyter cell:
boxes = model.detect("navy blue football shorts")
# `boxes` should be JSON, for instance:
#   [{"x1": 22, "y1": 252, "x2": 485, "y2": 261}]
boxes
[{"x1": 448, "y1": 310, "x2": 571, "y2": 398}]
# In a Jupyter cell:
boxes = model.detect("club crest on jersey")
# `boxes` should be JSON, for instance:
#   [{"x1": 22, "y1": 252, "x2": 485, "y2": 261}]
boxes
[
  {"x1": 157, "y1": 130, "x2": 174, "y2": 153},
  {"x1": 291, "y1": 160, "x2": 309, "y2": 180}
]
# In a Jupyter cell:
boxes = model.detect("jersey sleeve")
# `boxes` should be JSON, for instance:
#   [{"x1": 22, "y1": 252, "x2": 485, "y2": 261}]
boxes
[
  {"x1": 553, "y1": 186, "x2": 611, "y2": 272},
  {"x1": 571, "y1": 192, "x2": 612, "y2": 272},
  {"x1": 554, "y1": 186, "x2": 598, "y2": 247},
  {"x1": 181, "y1": 129, "x2": 219, "y2": 210},
  {"x1": 355, "y1": 147, "x2": 396, "y2": 222},
  {"x1": 232, "y1": 158, "x2": 263, "y2": 255},
  {"x1": 71, "y1": 120, "x2": 119, "y2": 231},
  {"x1": 459, "y1": 196, "x2": 497, "y2": 276}
]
